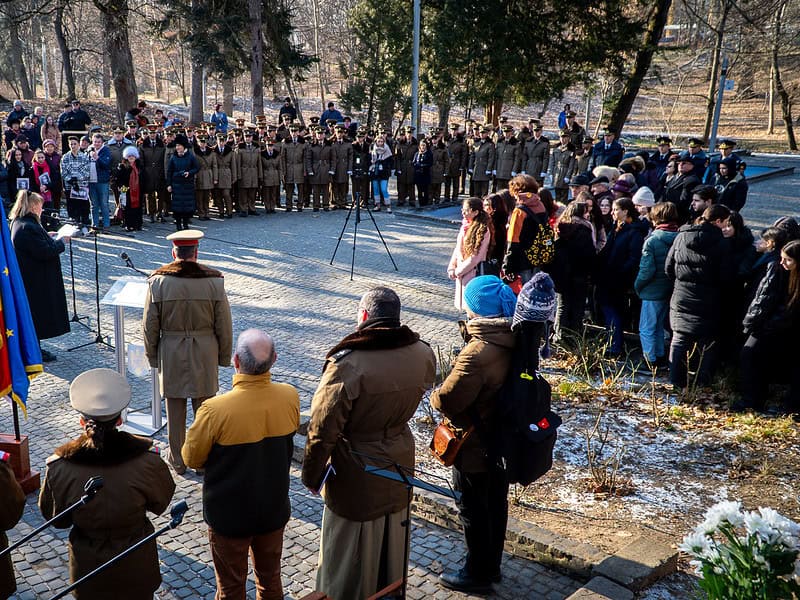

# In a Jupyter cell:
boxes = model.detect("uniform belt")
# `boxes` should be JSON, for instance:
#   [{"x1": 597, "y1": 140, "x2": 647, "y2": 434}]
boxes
[
  {"x1": 345, "y1": 423, "x2": 408, "y2": 442},
  {"x1": 161, "y1": 329, "x2": 214, "y2": 337}
]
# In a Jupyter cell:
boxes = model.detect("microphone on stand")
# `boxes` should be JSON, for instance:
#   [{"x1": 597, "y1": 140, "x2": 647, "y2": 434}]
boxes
[{"x1": 119, "y1": 252, "x2": 150, "y2": 277}]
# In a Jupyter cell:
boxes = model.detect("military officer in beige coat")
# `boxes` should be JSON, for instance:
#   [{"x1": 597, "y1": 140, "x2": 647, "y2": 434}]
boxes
[
  {"x1": 494, "y1": 125, "x2": 521, "y2": 191},
  {"x1": 445, "y1": 124, "x2": 467, "y2": 202},
  {"x1": 329, "y1": 124, "x2": 353, "y2": 209},
  {"x1": 281, "y1": 124, "x2": 308, "y2": 212},
  {"x1": 236, "y1": 130, "x2": 263, "y2": 216},
  {"x1": 468, "y1": 125, "x2": 495, "y2": 198},
  {"x1": 522, "y1": 123, "x2": 550, "y2": 185},
  {"x1": 193, "y1": 135, "x2": 218, "y2": 221},
  {"x1": 308, "y1": 127, "x2": 333, "y2": 210},
  {"x1": 142, "y1": 230, "x2": 233, "y2": 475},
  {"x1": 213, "y1": 133, "x2": 237, "y2": 218}
]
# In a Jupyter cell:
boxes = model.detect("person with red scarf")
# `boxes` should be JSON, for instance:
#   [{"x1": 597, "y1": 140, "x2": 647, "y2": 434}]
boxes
[
  {"x1": 31, "y1": 149, "x2": 53, "y2": 205},
  {"x1": 114, "y1": 146, "x2": 144, "y2": 231}
]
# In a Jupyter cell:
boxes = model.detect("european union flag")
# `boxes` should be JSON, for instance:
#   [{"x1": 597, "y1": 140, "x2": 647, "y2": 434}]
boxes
[{"x1": 0, "y1": 202, "x2": 42, "y2": 416}]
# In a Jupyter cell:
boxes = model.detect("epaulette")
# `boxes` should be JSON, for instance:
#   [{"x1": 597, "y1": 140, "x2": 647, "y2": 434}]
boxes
[
  {"x1": 329, "y1": 348, "x2": 352, "y2": 362},
  {"x1": 46, "y1": 453, "x2": 62, "y2": 465},
  {"x1": 148, "y1": 445, "x2": 161, "y2": 455}
]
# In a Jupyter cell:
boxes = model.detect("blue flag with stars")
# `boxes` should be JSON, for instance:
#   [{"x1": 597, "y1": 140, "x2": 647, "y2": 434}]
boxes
[{"x1": 0, "y1": 201, "x2": 42, "y2": 416}]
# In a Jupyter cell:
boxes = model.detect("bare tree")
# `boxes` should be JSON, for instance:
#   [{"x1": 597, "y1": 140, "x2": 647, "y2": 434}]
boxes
[
  {"x1": 249, "y1": 0, "x2": 263, "y2": 120},
  {"x1": 772, "y1": 0, "x2": 797, "y2": 149}
]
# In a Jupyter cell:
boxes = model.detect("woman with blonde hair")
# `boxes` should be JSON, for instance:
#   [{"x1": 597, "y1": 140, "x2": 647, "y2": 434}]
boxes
[
  {"x1": 40, "y1": 115, "x2": 60, "y2": 148},
  {"x1": 9, "y1": 191, "x2": 71, "y2": 362},
  {"x1": 448, "y1": 197, "x2": 494, "y2": 309}
]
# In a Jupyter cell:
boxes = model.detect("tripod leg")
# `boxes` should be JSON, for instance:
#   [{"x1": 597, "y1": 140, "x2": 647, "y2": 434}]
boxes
[
  {"x1": 364, "y1": 205, "x2": 398, "y2": 271},
  {"x1": 351, "y1": 196, "x2": 360, "y2": 281},
  {"x1": 330, "y1": 201, "x2": 356, "y2": 265}
]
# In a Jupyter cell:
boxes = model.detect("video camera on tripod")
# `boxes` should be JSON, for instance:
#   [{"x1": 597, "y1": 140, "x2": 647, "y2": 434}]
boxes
[{"x1": 352, "y1": 154, "x2": 368, "y2": 180}]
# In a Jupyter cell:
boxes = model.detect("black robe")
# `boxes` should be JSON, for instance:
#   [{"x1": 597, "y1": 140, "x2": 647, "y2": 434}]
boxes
[{"x1": 10, "y1": 213, "x2": 70, "y2": 340}]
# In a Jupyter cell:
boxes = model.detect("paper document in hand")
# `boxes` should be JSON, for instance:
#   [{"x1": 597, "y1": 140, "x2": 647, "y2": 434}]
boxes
[{"x1": 55, "y1": 224, "x2": 80, "y2": 240}]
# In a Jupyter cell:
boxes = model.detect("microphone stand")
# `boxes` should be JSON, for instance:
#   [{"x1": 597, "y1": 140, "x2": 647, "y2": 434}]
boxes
[
  {"x1": 0, "y1": 476, "x2": 103, "y2": 559},
  {"x1": 45, "y1": 209, "x2": 91, "y2": 331},
  {"x1": 67, "y1": 226, "x2": 114, "y2": 352},
  {"x1": 49, "y1": 500, "x2": 189, "y2": 600},
  {"x1": 120, "y1": 252, "x2": 150, "y2": 277}
]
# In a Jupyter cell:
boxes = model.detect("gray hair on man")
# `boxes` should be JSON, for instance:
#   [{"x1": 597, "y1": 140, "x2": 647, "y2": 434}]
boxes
[
  {"x1": 358, "y1": 286, "x2": 401, "y2": 320},
  {"x1": 235, "y1": 329, "x2": 276, "y2": 375}
]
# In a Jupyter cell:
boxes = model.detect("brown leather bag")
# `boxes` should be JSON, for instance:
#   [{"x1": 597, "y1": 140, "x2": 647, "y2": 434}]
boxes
[{"x1": 429, "y1": 419, "x2": 474, "y2": 467}]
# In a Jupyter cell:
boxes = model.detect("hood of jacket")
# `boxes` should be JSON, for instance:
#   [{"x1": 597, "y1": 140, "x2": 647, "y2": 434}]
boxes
[
  {"x1": 557, "y1": 218, "x2": 593, "y2": 241},
  {"x1": 464, "y1": 317, "x2": 515, "y2": 348},
  {"x1": 681, "y1": 221, "x2": 724, "y2": 253}
]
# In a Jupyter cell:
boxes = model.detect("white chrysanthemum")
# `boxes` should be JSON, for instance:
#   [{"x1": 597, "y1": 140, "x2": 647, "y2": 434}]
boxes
[
  {"x1": 680, "y1": 531, "x2": 711, "y2": 557},
  {"x1": 744, "y1": 512, "x2": 780, "y2": 544},
  {"x1": 699, "y1": 501, "x2": 744, "y2": 533}
]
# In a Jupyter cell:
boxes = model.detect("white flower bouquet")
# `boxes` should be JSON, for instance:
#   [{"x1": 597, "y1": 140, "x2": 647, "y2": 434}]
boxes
[{"x1": 680, "y1": 501, "x2": 800, "y2": 599}]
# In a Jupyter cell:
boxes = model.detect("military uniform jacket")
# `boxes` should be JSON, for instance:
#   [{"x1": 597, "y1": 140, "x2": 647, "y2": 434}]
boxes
[
  {"x1": 446, "y1": 138, "x2": 467, "y2": 178},
  {"x1": 574, "y1": 150, "x2": 591, "y2": 176},
  {"x1": 138, "y1": 138, "x2": 166, "y2": 193},
  {"x1": 329, "y1": 139, "x2": 353, "y2": 184},
  {"x1": 302, "y1": 325, "x2": 436, "y2": 522},
  {"x1": 494, "y1": 138, "x2": 521, "y2": 180},
  {"x1": 142, "y1": 260, "x2": 233, "y2": 399},
  {"x1": 395, "y1": 139, "x2": 418, "y2": 184},
  {"x1": 568, "y1": 123, "x2": 586, "y2": 149},
  {"x1": 351, "y1": 141, "x2": 371, "y2": 177},
  {"x1": 469, "y1": 139, "x2": 495, "y2": 182},
  {"x1": 282, "y1": 138, "x2": 308, "y2": 183},
  {"x1": 38, "y1": 432, "x2": 175, "y2": 600},
  {"x1": 549, "y1": 144, "x2": 576, "y2": 189},
  {"x1": 430, "y1": 142, "x2": 450, "y2": 185},
  {"x1": 214, "y1": 145, "x2": 237, "y2": 189},
  {"x1": 261, "y1": 147, "x2": 283, "y2": 187},
  {"x1": 236, "y1": 144, "x2": 262, "y2": 189},
  {"x1": 308, "y1": 142, "x2": 333, "y2": 185},
  {"x1": 522, "y1": 136, "x2": 550, "y2": 177},
  {"x1": 193, "y1": 147, "x2": 218, "y2": 191}
]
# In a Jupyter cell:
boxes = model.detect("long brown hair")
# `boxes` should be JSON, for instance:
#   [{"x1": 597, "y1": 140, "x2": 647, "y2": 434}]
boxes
[
  {"x1": 462, "y1": 197, "x2": 492, "y2": 257},
  {"x1": 783, "y1": 240, "x2": 800, "y2": 310}
]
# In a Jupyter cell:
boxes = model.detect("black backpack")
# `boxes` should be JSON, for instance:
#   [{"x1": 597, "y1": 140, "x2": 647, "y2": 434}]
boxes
[{"x1": 493, "y1": 323, "x2": 561, "y2": 485}]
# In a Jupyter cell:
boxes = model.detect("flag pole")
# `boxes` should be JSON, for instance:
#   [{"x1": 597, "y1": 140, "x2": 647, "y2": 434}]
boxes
[{"x1": 12, "y1": 401, "x2": 20, "y2": 441}]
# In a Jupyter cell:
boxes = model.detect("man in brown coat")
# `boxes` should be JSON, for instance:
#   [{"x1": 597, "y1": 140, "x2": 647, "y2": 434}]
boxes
[
  {"x1": 302, "y1": 287, "x2": 436, "y2": 600},
  {"x1": 193, "y1": 135, "x2": 218, "y2": 221},
  {"x1": 445, "y1": 125, "x2": 467, "y2": 202},
  {"x1": 142, "y1": 230, "x2": 233, "y2": 475},
  {"x1": 213, "y1": 133, "x2": 237, "y2": 218},
  {"x1": 236, "y1": 130, "x2": 263, "y2": 216},
  {"x1": 281, "y1": 124, "x2": 308, "y2": 212},
  {"x1": 394, "y1": 127, "x2": 417, "y2": 206},
  {"x1": 329, "y1": 124, "x2": 353, "y2": 209},
  {"x1": 1, "y1": 457, "x2": 25, "y2": 600},
  {"x1": 39, "y1": 368, "x2": 176, "y2": 600},
  {"x1": 431, "y1": 275, "x2": 516, "y2": 593}
]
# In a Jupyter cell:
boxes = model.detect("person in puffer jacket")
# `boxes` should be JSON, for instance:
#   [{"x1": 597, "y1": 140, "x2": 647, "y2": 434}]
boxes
[
  {"x1": 634, "y1": 202, "x2": 679, "y2": 366},
  {"x1": 734, "y1": 240, "x2": 800, "y2": 415},
  {"x1": 665, "y1": 204, "x2": 733, "y2": 390}
]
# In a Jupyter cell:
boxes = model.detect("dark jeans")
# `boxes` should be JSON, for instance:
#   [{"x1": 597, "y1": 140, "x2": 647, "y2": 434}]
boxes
[
  {"x1": 739, "y1": 333, "x2": 800, "y2": 411},
  {"x1": 453, "y1": 460, "x2": 509, "y2": 580},
  {"x1": 555, "y1": 278, "x2": 587, "y2": 340},
  {"x1": 600, "y1": 297, "x2": 625, "y2": 354},
  {"x1": 669, "y1": 331, "x2": 718, "y2": 388},
  {"x1": 173, "y1": 211, "x2": 191, "y2": 231}
]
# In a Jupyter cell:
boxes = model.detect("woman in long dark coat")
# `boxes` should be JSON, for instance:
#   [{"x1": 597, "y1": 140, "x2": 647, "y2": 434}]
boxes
[
  {"x1": 412, "y1": 139, "x2": 433, "y2": 207},
  {"x1": 9, "y1": 190, "x2": 70, "y2": 361},
  {"x1": 166, "y1": 136, "x2": 199, "y2": 231}
]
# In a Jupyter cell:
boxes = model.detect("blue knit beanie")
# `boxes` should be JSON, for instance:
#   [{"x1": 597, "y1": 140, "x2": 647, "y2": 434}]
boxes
[{"x1": 463, "y1": 275, "x2": 517, "y2": 318}]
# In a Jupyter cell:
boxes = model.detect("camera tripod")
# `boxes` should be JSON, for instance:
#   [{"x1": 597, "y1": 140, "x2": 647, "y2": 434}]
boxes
[{"x1": 330, "y1": 189, "x2": 398, "y2": 280}]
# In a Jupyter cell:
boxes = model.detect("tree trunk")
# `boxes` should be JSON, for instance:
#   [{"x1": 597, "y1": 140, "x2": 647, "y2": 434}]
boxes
[
  {"x1": 772, "y1": 1, "x2": 796, "y2": 150},
  {"x1": 702, "y1": 0, "x2": 730, "y2": 142},
  {"x1": 101, "y1": 52, "x2": 111, "y2": 98},
  {"x1": 767, "y1": 65, "x2": 774, "y2": 135},
  {"x1": 486, "y1": 98, "x2": 503, "y2": 126},
  {"x1": 150, "y1": 41, "x2": 162, "y2": 97},
  {"x1": 607, "y1": 0, "x2": 672, "y2": 135},
  {"x1": 93, "y1": 0, "x2": 137, "y2": 121},
  {"x1": 189, "y1": 59, "x2": 204, "y2": 123},
  {"x1": 8, "y1": 11, "x2": 33, "y2": 98},
  {"x1": 311, "y1": 0, "x2": 325, "y2": 111},
  {"x1": 249, "y1": 0, "x2": 264, "y2": 121},
  {"x1": 55, "y1": 1, "x2": 75, "y2": 100},
  {"x1": 437, "y1": 100, "x2": 451, "y2": 129},
  {"x1": 222, "y1": 76, "x2": 234, "y2": 115}
]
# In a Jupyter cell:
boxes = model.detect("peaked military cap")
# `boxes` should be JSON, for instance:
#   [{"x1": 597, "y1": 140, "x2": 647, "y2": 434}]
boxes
[
  {"x1": 70, "y1": 368, "x2": 130, "y2": 421},
  {"x1": 656, "y1": 136, "x2": 672, "y2": 145}
]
